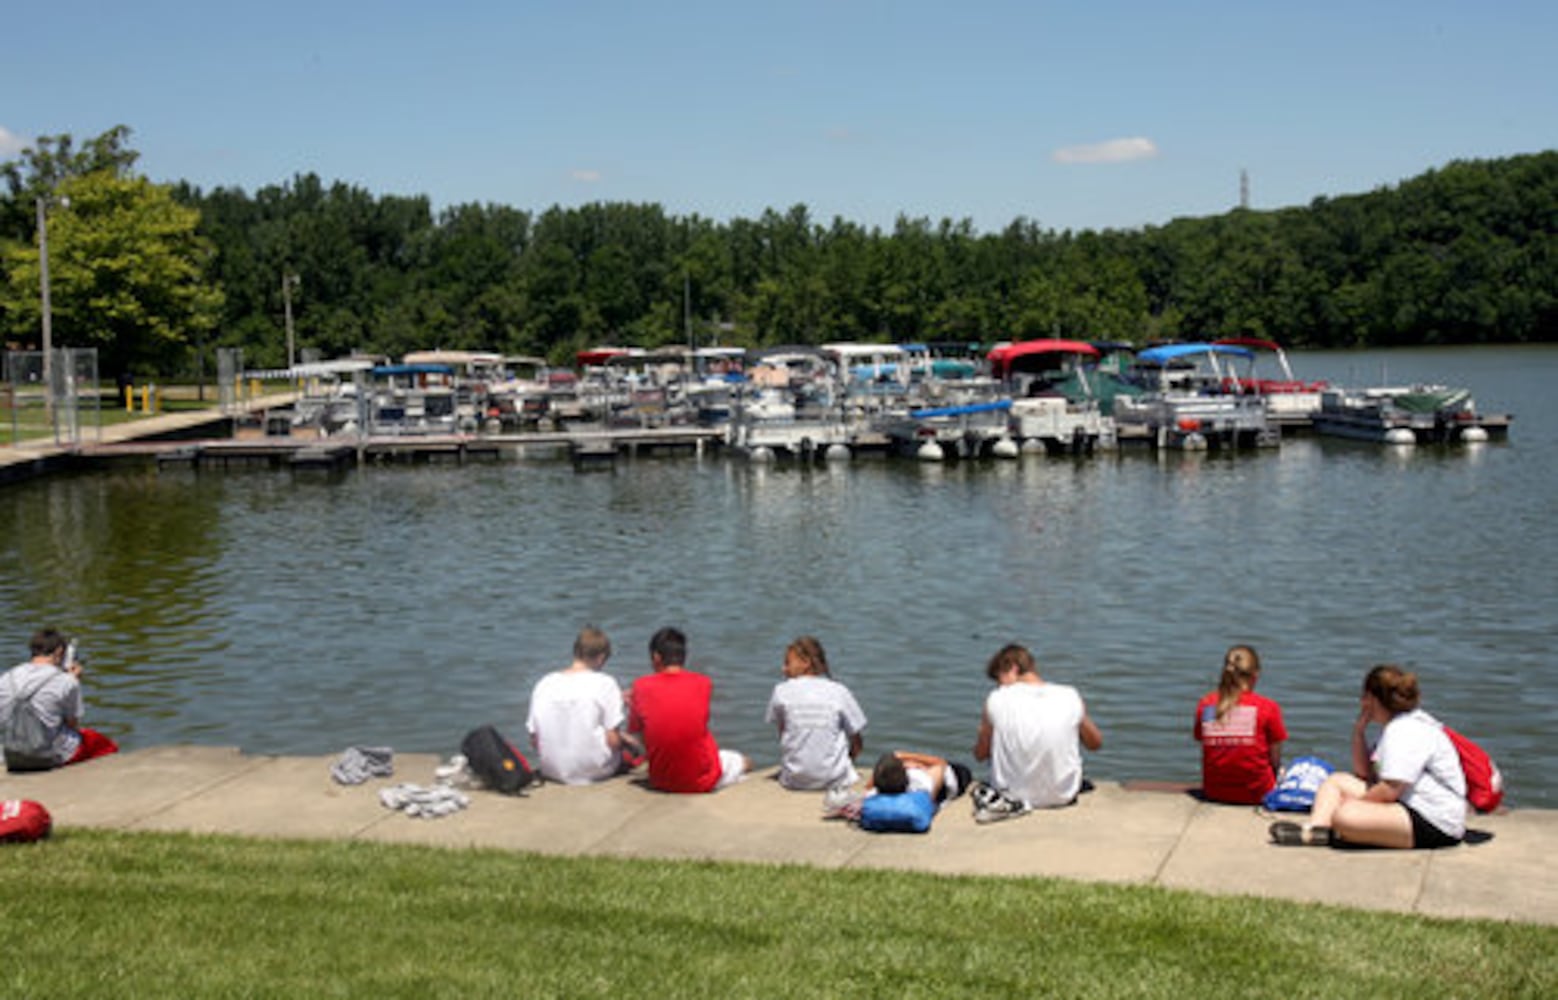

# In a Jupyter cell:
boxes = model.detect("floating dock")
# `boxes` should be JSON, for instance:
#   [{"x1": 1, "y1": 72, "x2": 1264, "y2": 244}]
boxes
[{"x1": 86, "y1": 424, "x2": 727, "y2": 472}]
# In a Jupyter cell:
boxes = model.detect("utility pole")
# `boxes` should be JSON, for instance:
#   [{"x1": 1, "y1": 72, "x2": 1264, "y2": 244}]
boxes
[
  {"x1": 282, "y1": 273, "x2": 300, "y2": 369},
  {"x1": 36, "y1": 197, "x2": 56, "y2": 432}
]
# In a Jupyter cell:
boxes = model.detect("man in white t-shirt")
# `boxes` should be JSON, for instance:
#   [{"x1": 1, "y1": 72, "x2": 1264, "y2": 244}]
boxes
[
  {"x1": 526, "y1": 627, "x2": 640, "y2": 784},
  {"x1": 973, "y1": 643, "x2": 1103, "y2": 816}
]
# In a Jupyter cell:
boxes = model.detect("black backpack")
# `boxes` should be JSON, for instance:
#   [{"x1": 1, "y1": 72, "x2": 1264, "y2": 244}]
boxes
[{"x1": 459, "y1": 725, "x2": 538, "y2": 794}]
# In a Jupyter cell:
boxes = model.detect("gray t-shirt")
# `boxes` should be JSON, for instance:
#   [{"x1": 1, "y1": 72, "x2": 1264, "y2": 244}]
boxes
[
  {"x1": 1, "y1": 661, "x2": 84, "y2": 764},
  {"x1": 765, "y1": 675, "x2": 867, "y2": 790}
]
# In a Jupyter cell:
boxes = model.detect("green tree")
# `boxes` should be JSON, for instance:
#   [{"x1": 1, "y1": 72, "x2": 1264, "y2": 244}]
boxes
[
  {"x1": 0, "y1": 124, "x2": 140, "y2": 242},
  {"x1": 2, "y1": 171, "x2": 224, "y2": 377}
]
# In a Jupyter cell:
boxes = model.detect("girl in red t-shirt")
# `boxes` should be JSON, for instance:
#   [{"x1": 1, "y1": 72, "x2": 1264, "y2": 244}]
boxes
[{"x1": 1193, "y1": 645, "x2": 1287, "y2": 804}]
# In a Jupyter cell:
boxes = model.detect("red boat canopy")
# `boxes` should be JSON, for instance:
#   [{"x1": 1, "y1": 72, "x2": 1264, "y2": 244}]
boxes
[
  {"x1": 987, "y1": 339, "x2": 1099, "y2": 379},
  {"x1": 1212, "y1": 337, "x2": 1283, "y2": 353},
  {"x1": 576, "y1": 347, "x2": 634, "y2": 366}
]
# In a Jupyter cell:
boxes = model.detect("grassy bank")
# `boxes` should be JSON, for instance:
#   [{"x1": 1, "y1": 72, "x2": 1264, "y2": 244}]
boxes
[{"x1": 2, "y1": 829, "x2": 1552, "y2": 998}]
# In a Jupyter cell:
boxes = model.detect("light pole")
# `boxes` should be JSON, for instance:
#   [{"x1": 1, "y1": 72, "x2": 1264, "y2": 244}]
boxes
[
  {"x1": 282, "y1": 272, "x2": 300, "y2": 369},
  {"x1": 35, "y1": 195, "x2": 71, "y2": 431},
  {"x1": 36, "y1": 197, "x2": 54, "y2": 423}
]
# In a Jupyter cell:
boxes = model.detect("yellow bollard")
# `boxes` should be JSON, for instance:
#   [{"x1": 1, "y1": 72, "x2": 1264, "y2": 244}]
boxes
[
  {"x1": 124, "y1": 385, "x2": 134, "y2": 412},
  {"x1": 141, "y1": 385, "x2": 151, "y2": 413},
  {"x1": 250, "y1": 378, "x2": 260, "y2": 400}
]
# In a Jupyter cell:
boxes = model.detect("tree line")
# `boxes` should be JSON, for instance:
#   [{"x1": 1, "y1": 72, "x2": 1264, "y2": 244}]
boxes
[{"x1": 2, "y1": 126, "x2": 1554, "y2": 378}]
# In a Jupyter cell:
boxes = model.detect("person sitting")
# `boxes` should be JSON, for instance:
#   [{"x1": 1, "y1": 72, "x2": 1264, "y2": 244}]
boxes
[
  {"x1": 1271, "y1": 664, "x2": 1465, "y2": 849},
  {"x1": 972, "y1": 643, "x2": 1103, "y2": 821},
  {"x1": 1194, "y1": 644, "x2": 1288, "y2": 804},
  {"x1": 765, "y1": 635, "x2": 867, "y2": 791},
  {"x1": 627, "y1": 627, "x2": 750, "y2": 794},
  {"x1": 525, "y1": 626, "x2": 641, "y2": 785},
  {"x1": 1, "y1": 628, "x2": 119, "y2": 772}
]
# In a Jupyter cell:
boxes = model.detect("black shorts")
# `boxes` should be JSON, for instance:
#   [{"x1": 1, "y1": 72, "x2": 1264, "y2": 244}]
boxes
[
  {"x1": 1405, "y1": 804, "x2": 1462, "y2": 849},
  {"x1": 938, "y1": 762, "x2": 974, "y2": 803}
]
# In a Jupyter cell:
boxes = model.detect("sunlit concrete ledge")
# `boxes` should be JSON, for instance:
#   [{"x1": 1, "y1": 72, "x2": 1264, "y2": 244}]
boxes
[{"x1": 3, "y1": 745, "x2": 1553, "y2": 926}]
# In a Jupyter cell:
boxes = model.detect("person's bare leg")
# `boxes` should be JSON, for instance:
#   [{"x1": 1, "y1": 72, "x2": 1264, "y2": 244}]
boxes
[
  {"x1": 1333, "y1": 799, "x2": 1414, "y2": 848},
  {"x1": 1309, "y1": 772, "x2": 1366, "y2": 830}
]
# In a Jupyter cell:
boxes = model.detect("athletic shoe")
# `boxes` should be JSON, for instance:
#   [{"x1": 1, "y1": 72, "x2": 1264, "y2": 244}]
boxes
[
  {"x1": 971, "y1": 782, "x2": 1007, "y2": 812},
  {"x1": 973, "y1": 787, "x2": 1028, "y2": 824},
  {"x1": 822, "y1": 784, "x2": 864, "y2": 819},
  {"x1": 1269, "y1": 820, "x2": 1333, "y2": 846}
]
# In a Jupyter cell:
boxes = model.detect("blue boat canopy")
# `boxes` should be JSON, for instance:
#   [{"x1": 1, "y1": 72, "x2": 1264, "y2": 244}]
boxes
[{"x1": 1136, "y1": 343, "x2": 1254, "y2": 365}]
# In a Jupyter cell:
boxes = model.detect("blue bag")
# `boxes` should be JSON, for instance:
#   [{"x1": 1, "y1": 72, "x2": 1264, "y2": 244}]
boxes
[
  {"x1": 1262, "y1": 755, "x2": 1334, "y2": 812},
  {"x1": 857, "y1": 790, "x2": 936, "y2": 833}
]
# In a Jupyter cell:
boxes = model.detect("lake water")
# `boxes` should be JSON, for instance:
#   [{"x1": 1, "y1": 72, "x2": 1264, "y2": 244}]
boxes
[{"x1": 3, "y1": 345, "x2": 1555, "y2": 806}]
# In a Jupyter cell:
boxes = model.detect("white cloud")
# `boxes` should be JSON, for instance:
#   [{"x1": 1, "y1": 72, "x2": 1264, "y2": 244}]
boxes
[
  {"x1": 1052, "y1": 137, "x2": 1159, "y2": 165},
  {"x1": 0, "y1": 126, "x2": 29, "y2": 158},
  {"x1": 570, "y1": 169, "x2": 602, "y2": 183}
]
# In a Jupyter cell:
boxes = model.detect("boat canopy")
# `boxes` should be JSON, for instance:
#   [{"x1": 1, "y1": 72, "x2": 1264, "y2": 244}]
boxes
[
  {"x1": 1136, "y1": 342, "x2": 1254, "y2": 366},
  {"x1": 823, "y1": 342, "x2": 906, "y2": 359},
  {"x1": 371, "y1": 363, "x2": 456, "y2": 378},
  {"x1": 1210, "y1": 337, "x2": 1326, "y2": 392},
  {"x1": 244, "y1": 359, "x2": 376, "y2": 380},
  {"x1": 402, "y1": 350, "x2": 503, "y2": 368},
  {"x1": 1394, "y1": 387, "x2": 1473, "y2": 413},
  {"x1": 745, "y1": 345, "x2": 833, "y2": 364},
  {"x1": 909, "y1": 399, "x2": 1012, "y2": 419},
  {"x1": 576, "y1": 347, "x2": 638, "y2": 366},
  {"x1": 987, "y1": 339, "x2": 1099, "y2": 379},
  {"x1": 1212, "y1": 337, "x2": 1284, "y2": 354},
  {"x1": 928, "y1": 359, "x2": 978, "y2": 378}
]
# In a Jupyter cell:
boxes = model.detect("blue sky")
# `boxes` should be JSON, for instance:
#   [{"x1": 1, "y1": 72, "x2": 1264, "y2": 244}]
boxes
[{"x1": 4, "y1": 1, "x2": 1553, "y2": 234}]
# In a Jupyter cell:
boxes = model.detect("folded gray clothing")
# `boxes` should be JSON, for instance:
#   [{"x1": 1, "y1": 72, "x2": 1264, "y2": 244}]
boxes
[
  {"x1": 378, "y1": 783, "x2": 470, "y2": 818},
  {"x1": 330, "y1": 745, "x2": 395, "y2": 785}
]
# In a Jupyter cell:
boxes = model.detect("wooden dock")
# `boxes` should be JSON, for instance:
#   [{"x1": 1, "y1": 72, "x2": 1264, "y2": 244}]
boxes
[{"x1": 81, "y1": 424, "x2": 727, "y2": 472}]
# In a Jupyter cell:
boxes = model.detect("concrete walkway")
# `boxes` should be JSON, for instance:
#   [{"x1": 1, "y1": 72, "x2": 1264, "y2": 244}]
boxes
[
  {"x1": 0, "y1": 394, "x2": 297, "y2": 482},
  {"x1": 3, "y1": 746, "x2": 1553, "y2": 926}
]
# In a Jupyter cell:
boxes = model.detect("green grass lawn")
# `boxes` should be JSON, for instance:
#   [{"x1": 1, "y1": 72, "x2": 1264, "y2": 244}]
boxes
[{"x1": 1, "y1": 829, "x2": 1552, "y2": 998}]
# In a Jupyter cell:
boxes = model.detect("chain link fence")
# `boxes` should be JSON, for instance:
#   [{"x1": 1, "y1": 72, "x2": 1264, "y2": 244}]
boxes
[{"x1": 3, "y1": 348, "x2": 100, "y2": 447}]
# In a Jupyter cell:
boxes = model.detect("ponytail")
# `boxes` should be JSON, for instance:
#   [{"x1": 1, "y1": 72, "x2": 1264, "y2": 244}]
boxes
[
  {"x1": 786, "y1": 635, "x2": 830, "y2": 677},
  {"x1": 1215, "y1": 645, "x2": 1261, "y2": 721}
]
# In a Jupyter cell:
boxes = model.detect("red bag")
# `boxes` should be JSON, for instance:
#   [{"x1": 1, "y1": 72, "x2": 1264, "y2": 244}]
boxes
[
  {"x1": 0, "y1": 799, "x2": 51, "y2": 843},
  {"x1": 1443, "y1": 727, "x2": 1505, "y2": 813}
]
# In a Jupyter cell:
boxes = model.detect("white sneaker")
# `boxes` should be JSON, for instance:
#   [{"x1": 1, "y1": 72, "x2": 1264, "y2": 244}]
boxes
[{"x1": 823, "y1": 784, "x2": 859, "y2": 812}]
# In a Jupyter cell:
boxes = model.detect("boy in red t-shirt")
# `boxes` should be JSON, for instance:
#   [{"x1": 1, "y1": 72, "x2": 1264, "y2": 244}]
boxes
[
  {"x1": 1193, "y1": 644, "x2": 1288, "y2": 804},
  {"x1": 627, "y1": 627, "x2": 750, "y2": 793}
]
